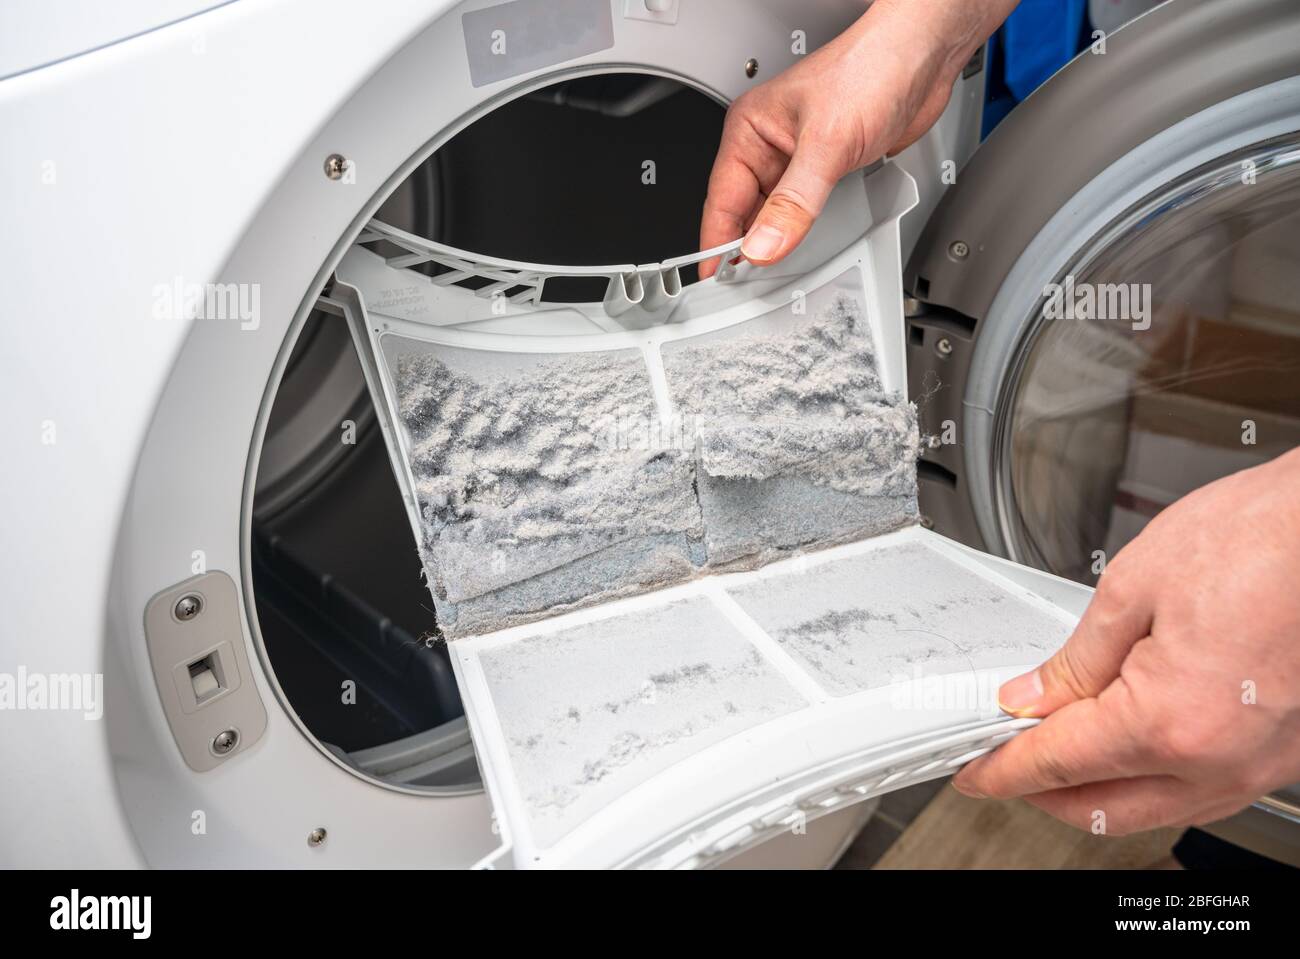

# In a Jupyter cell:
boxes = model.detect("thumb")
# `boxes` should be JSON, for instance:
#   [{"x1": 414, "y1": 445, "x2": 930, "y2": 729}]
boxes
[
  {"x1": 998, "y1": 568, "x2": 1154, "y2": 719},
  {"x1": 740, "y1": 144, "x2": 842, "y2": 267}
]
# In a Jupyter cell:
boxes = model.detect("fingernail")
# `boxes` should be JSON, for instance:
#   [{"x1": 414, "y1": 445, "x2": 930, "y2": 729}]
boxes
[
  {"x1": 741, "y1": 224, "x2": 784, "y2": 262},
  {"x1": 951, "y1": 779, "x2": 986, "y2": 800},
  {"x1": 998, "y1": 668, "x2": 1045, "y2": 717}
]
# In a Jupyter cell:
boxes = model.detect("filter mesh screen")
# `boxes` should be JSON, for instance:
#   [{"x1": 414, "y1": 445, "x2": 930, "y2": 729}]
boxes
[
  {"x1": 726, "y1": 542, "x2": 1072, "y2": 697},
  {"x1": 387, "y1": 284, "x2": 919, "y2": 637},
  {"x1": 457, "y1": 534, "x2": 1075, "y2": 855},
  {"x1": 474, "y1": 596, "x2": 807, "y2": 848},
  {"x1": 390, "y1": 342, "x2": 702, "y2": 637},
  {"x1": 662, "y1": 291, "x2": 919, "y2": 566}
]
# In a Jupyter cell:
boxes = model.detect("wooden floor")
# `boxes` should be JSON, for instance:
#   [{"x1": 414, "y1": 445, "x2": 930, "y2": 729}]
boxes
[{"x1": 838, "y1": 779, "x2": 1181, "y2": 869}]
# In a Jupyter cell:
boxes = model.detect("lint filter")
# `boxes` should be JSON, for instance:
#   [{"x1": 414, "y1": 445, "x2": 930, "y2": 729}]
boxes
[{"x1": 330, "y1": 162, "x2": 1093, "y2": 868}]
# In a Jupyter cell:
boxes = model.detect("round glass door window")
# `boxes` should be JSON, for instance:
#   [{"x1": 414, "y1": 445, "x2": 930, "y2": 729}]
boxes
[{"x1": 999, "y1": 137, "x2": 1300, "y2": 583}]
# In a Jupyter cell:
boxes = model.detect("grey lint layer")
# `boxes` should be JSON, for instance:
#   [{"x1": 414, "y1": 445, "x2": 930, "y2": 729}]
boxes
[
  {"x1": 662, "y1": 294, "x2": 919, "y2": 566},
  {"x1": 393, "y1": 293, "x2": 919, "y2": 637},
  {"x1": 393, "y1": 346, "x2": 702, "y2": 637},
  {"x1": 726, "y1": 541, "x2": 1071, "y2": 698},
  {"x1": 475, "y1": 596, "x2": 807, "y2": 848}
]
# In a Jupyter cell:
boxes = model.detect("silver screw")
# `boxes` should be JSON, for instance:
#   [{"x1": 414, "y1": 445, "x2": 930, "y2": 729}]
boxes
[
  {"x1": 745, "y1": 58, "x2": 759, "y2": 79},
  {"x1": 935, "y1": 337, "x2": 954, "y2": 357},
  {"x1": 948, "y1": 240, "x2": 970, "y2": 260},
  {"x1": 920, "y1": 515, "x2": 935, "y2": 530},
  {"x1": 211, "y1": 728, "x2": 239, "y2": 756},
  {"x1": 323, "y1": 154, "x2": 349, "y2": 180},
  {"x1": 174, "y1": 594, "x2": 203, "y2": 621},
  {"x1": 307, "y1": 828, "x2": 327, "y2": 848}
]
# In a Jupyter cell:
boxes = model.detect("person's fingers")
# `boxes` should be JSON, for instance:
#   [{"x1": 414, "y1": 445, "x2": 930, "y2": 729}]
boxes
[
  {"x1": 699, "y1": 112, "x2": 786, "y2": 279},
  {"x1": 698, "y1": 162, "x2": 760, "y2": 279},
  {"x1": 997, "y1": 562, "x2": 1156, "y2": 719},
  {"x1": 1019, "y1": 775, "x2": 1196, "y2": 836},
  {"x1": 953, "y1": 683, "x2": 1148, "y2": 799},
  {"x1": 739, "y1": 138, "x2": 844, "y2": 268}
]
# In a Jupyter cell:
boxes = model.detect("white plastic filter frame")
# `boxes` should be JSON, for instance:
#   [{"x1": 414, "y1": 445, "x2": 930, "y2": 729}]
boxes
[
  {"x1": 333, "y1": 161, "x2": 1094, "y2": 868},
  {"x1": 356, "y1": 217, "x2": 746, "y2": 324}
]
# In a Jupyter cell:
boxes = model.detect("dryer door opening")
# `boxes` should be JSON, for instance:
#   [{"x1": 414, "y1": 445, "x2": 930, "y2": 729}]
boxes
[
  {"x1": 249, "y1": 73, "x2": 726, "y2": 792},
  {"x1": 248, "y1": 71, "x2": 942, "y2": 870}
]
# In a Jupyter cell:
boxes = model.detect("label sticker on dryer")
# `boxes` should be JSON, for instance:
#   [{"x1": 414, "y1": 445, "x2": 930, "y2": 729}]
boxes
[{"x1": 462, "y1": 0, "x2": 615, "y2": 88}]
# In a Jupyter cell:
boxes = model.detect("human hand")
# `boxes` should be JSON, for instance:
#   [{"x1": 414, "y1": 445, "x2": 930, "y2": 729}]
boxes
[
  {"x1": 953, "y1": 448, "x2": 1300, "y2": 835},
  {"x1": 699, "y1": 0, "x2": 1016, "y2": 278}
]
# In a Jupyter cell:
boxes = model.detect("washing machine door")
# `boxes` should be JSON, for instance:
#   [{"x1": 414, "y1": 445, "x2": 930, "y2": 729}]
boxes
[
  {"x1": 905, "y1": 0, "x2": 1300, "y2": 863},
  {"x1": 907, "y1": 0, "x2": 1300, "y2": 568}
]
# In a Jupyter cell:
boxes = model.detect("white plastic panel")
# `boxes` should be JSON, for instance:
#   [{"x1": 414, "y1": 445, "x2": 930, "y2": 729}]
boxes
[
  {"x1": 450, "y1": 527, "x2": 1088, "y2": 868},
  {"x1": 0, "y1": 0, "x2": 234, "y2": 80}
]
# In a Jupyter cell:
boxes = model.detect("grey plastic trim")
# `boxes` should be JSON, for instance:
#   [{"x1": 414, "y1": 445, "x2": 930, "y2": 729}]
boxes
[
  {"x1": 1257, "y1": 794, "x2": 1300, "y2": 826},
  {"x1": 905, "y1": 0, "x2": 1300, "y2": 321},
  {"x1": 143, "y1": 571, "x2": 268, "y2": 772},
  {"x1": 1206, "y1": 798, "x2": 1300, "y2": 868},
  {"x1": 348, "y1": 717, "x2": 479, "y2": 788}
]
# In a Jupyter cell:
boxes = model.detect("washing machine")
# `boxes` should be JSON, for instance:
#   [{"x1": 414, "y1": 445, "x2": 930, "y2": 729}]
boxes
[
  {"x1": 904, "y1": 0, "x2": 1300, "y2": 864},
  {"x1": 0, "y1": 0, "x2": 1295, "y2": 869}
]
